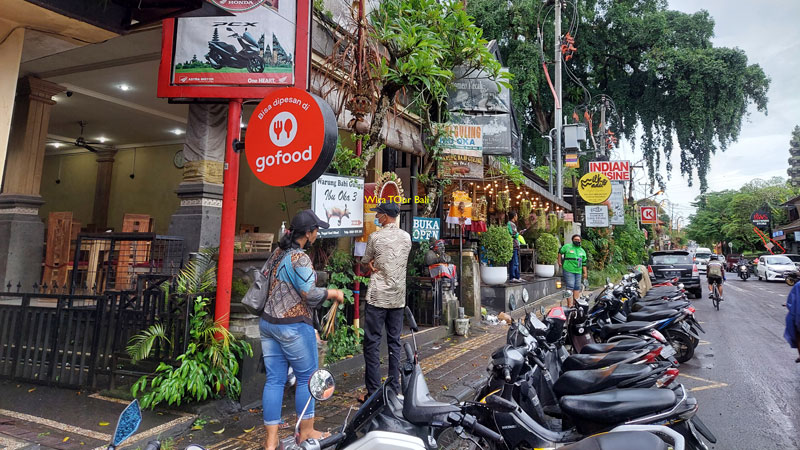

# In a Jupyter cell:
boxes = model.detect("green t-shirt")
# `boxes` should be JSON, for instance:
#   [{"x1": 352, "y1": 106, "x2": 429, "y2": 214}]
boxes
[{"x1": 559, "y1": 243, "x2": 587, "y2": 274}]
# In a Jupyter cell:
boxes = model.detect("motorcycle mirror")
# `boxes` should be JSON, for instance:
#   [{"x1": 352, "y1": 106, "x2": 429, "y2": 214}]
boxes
[
  {"x1": 111, "y1": 399, "x2": 142, "y2": 447},
  {"x1": 562, "y1": 290, "x2": 571, "y2": 299},
  {"x1": 308, "y1": 369, "x2": 336, "y2": 401},
  {"x1": 404, "y1": 306, "x2": 419, "y2": 332}
]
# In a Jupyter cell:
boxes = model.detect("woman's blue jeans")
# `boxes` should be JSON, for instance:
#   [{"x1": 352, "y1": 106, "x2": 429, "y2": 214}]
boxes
[{"x1": 260, "y1": 319, "x2": 318, "y2": 425}]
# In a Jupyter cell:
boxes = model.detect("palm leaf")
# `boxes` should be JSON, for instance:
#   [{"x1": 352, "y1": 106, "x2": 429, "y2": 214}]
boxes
[{"x1": 127, "y1": 323, "x2": 171, "y2": 363}]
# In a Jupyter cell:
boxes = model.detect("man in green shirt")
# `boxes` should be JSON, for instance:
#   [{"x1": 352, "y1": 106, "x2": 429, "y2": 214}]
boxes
[{"x1": 559, "y1": 234, "x2": 588, "y2": 307}]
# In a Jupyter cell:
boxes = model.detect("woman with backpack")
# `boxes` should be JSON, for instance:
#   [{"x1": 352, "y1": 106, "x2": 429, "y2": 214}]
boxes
[{"x1": 260, "y1": 210, "x2": 344, "y2": 450}]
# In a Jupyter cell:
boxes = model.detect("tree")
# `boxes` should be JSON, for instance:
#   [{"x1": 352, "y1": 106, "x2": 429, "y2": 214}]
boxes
[
  {"x1": 468, "y1": 0, "x2": 769, "y2": 191},
  {"x1": 685, "y1": 178, "x2": 799, "y2": 252},
  {"x1": 320, "y1": 0, "x2": 507, "y2": 213}
]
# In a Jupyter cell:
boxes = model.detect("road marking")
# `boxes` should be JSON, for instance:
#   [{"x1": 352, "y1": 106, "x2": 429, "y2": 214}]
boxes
[
  {"x1": 678, "y1": 373, "x2": 729, "y2": 391},
  {"x1": 726, "y1": 283, "x2": 744, "y2": 293}
]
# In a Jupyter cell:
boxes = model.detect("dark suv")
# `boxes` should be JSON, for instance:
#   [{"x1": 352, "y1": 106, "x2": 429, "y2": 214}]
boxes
[{"x1": 648, "y1": 250, "x2": 702, "y2": 298}]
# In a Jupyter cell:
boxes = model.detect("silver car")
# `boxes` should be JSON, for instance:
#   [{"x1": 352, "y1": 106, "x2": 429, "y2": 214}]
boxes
[{"x1": 756, "y1": 255, "x2": 797, "y2": 281}]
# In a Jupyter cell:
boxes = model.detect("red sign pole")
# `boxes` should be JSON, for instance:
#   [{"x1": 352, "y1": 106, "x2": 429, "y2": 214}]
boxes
[{"x1": 215, "y1": 98, "x2": 243, "y2": 329}]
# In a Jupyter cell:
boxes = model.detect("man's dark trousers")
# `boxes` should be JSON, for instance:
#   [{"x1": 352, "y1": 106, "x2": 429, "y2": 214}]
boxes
[{"x1": 363, "y1": 303, "x2": 404, "y2": 395}]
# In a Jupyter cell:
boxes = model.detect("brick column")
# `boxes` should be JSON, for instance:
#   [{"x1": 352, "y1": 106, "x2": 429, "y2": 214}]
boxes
[{"x1": 0, "y1": 76, "x2": 65, "y2": 288}]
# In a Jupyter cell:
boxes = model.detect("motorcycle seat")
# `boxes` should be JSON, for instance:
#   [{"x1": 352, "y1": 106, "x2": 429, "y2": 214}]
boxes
[
  {"x1": 553, "y1": 364, "x2": 652, "y2": 397},
  {"x1": 626, "y1": 309, "x2": 681, "y2": 322},
  {"x1": 562, "y1": 351, "x2": 639, "y2": 372},
  {"x1": 600, "y1": 321, "x2": 654, "y2": 337},
  {"x1": 402, "y1": 368, "x2": 460, "y2": 425},
  {"x1": 641, "y1": 292, "x2": 683, "y2": 301},
  {"x1": 632, "y1": 300, "x2": 688, "y2": 312},
  {"x1": 580, "y1": 339, "x2": 650, "y2": 354},
  {"x1": 560, "y1": 388, "x2": 676, "y2": 424},
  {"x1": 215, "y1": 41, "x2": 237, "y2": 53},
  {"x1": 560, "y1": 430, "x2": 670, "y2": 450}
]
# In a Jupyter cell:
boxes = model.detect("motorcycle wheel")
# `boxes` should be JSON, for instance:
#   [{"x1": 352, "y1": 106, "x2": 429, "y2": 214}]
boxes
[
  {"x1": 787, "y1": 278, "x2": 796, "y2": 286},
  {"x1": 247, "y1": 57, "x2": 265, "y2": 73},
  {"x1": 666, "y1": 329, "x2": 695, "y2": 363}
]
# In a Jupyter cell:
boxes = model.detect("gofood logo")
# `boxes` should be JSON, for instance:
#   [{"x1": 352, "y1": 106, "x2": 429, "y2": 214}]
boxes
[{"x1": 255, "y1": 112, "x2": 310, "y2": 171}]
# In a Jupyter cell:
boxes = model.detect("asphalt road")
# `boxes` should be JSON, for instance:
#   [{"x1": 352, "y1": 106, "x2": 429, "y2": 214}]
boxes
[{"x1": 677, "y1": 274, "x2": 800, "y2": 449}]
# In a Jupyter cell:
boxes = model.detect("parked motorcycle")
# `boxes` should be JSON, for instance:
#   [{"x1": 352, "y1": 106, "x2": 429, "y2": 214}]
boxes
[
  {"x1": 205, "y1": 27, "x2": 266, "y2": 73},
  {"x1": 785, "y1": 268, "x2": 799, "y2": 286},
  {"x1": 739, "y1": 264, "x2": 751, "y2": 281}
]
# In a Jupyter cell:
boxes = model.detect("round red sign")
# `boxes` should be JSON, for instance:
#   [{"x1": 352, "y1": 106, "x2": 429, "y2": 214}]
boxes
[
  {"x1": 245, "y1": 87, "x2": 338, "y2": 187},
  {"x1": 209, "y1": 0, "x2": 268, "y2": 12}
]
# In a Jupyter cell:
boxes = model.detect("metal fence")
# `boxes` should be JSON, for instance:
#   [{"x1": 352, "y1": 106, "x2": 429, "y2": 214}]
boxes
[
  {"x1": 0, "y1": 287, "x2": 213, "y2": 389},
  {"x1": 407, "y1": 277, "x2": 445, "y2": 327}
]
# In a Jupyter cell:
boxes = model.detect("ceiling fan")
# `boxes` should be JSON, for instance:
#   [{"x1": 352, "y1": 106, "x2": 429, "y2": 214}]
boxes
[{"x1": 49, "y1": 121, "x2": 110, "y2": 153}]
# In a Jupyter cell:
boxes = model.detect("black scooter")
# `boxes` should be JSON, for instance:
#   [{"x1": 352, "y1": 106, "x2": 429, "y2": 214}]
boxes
[
  {"x1": 739, "y1": 263, "x2": 751, "y2": 281},
  {"x1": 205, "y1": 27, "x2": 266, "y2": 73}
]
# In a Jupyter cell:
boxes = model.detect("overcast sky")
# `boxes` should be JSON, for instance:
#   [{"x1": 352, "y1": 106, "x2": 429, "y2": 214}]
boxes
[{"x1": 616, "y1": 0, "x2": 800, "y2": 221}]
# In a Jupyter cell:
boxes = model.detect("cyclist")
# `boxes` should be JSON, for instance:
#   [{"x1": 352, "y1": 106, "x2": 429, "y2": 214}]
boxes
[{"x1": 707, "y1": 254, "x2": 726, "y2": 300}]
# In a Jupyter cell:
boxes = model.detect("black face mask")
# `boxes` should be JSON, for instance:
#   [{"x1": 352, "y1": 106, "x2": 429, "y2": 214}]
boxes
[{"x1": 573, "y1": 240, "x2": 582, "y2": 246}]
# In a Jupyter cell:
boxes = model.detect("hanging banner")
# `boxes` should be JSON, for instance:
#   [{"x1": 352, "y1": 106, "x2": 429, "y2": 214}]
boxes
[
  {"x1": 158, "y1": 0, "x2": 311, "y2": 99},
  {"x1": 245, "y1": 87, "x2": 337, "y2": 187},
  {"x1": 588, "y1": 160, "x2": 631, "y2": 181},
  {"x1": 412, "y1": 217, "x2": 441, "y2": 242},
  {"x1": 751, "y1": 210, "x2": 770, "y2": 229},
  {"x1": 641, "y1": 206, "x2": 657, "y2": 224},
  {"x1": 565, "y1": 153, "x2": 579, "y2": 168},
  {"x1": 578, "y1": 172, "x2": 612, "y2": 204},
  {"x1": 609, "y1": 182, "x2": 625, "y2": 225},
  {"x1": 585, "y1": 205, "x2": 609, "y2": 227},
  {"x1": 437, "y1": 124, "x2": 484, "y2": 179},
  {"x1": 311, "y1": 174, "x2": 364, "y2": 238}
]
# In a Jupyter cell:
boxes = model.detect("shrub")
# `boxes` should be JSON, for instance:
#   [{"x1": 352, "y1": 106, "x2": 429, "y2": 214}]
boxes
[
  {"x1": 535, "y1": 233, "x2": 560, "y2": 265},
  {"x1": 480, "y1": 225, "x2": 513, "y2": 266}
]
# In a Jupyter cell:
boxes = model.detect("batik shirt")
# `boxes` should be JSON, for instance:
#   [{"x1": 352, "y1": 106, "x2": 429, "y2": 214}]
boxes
[
  {"x1": 262, "y1": 248, "x2": 327, "y2": 326},
  {"x1": 363, "y1": 222, "x2": 412, "y2": 309}
]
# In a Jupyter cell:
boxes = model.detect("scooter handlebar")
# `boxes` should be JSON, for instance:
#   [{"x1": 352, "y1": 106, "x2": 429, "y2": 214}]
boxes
[
  {"x1": 459, "y1": 413, "x2": 504, "y2": 443},
  {"x1": 404, "y1": 342, "x2": 415, "y2": 362}
]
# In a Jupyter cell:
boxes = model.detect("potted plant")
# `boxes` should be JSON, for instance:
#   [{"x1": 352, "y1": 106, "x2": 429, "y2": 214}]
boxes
[
  {"x1": 535, "y1": 233, "x2": 559, "y2": 278},
  {"x1": 480, "y1": 225, "x2": 514, "y2": 285}
]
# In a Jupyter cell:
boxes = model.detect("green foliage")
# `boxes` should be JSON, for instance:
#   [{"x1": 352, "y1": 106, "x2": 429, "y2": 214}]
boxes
[
  {"x1": 535, "y1": 233, "x2": 559, "y2": 265},
  {"x1": 490, "y1": 157, "x2": 525, "y2": 187},
  {"x1": 126, "y1": 323, "x2": 170, "y2": 364},
  {"x1": 407, "y1": 241, "x2": 431, "y2": 278},
  {"x1": 588, "y1": 263, "x2": 628, "y2": 288},
  {"x1": 611, "y1": 211, "x2": 648, "y2": 266},
  {"x1": 685, "y1": 177, "x2": 799, "y2": 252},
  {"x1": 130, "y1": 297, "x2": 253, "y2": 409},
  {"x1": 231, "y1": 278, "x2": 249, "y2": 302},
  {"x1": 469, "y1": 0, "x2": 769, "y2": 191},
  {"x1": 586, "y1": 227, "x2": 612, "y2": 270},
  {"x1": 322, "y1": 250, "x2": 364, "y2": 364},
  {"x1": 481, "y1": 225, "x2": 514, "y2": 266},
  {"x1": 165, "y1": 247, "x2": 218, "y2": 295},
  {"x1": 330, "y1": 136, "x2": 374, "y2": 177},
  {"x1": 533, "y1": 166, "x2": 580, "y2": 188}
]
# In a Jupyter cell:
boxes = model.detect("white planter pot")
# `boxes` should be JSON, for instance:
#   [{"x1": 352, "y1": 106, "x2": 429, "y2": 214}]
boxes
[
  {"x1": 481, "y1": 265, "x2": 508, "y2": 285},
  {"x1": 535, "y1": 264, "x2": 556, "y2": 278}
]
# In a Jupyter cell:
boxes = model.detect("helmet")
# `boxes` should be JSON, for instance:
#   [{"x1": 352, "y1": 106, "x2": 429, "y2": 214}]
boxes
[{"x1": 710, "y1": 254, "x2": 719, "y2": 261}]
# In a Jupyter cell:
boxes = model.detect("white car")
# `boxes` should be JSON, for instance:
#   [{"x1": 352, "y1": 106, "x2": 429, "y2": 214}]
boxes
[
  {"x1": 693, "y1": 248, "x2": 712, "y2": 273},
  {"x1": 756, "y1": 255, "x2": 797, "y2": 281}
]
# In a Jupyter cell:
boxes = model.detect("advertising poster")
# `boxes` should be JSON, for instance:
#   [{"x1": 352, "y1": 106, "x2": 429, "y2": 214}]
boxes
[
  {"x1": 578, "y1": 172, "x2": 612, "y2": 204},
  {"x1": 172, "y1": 2, "x2": 296, "y2": 86},
  {"x1": 640, "y1": 206, "x2": 657, "y2": 224},
  {"x1": 311, "y1": 174, "x2": 364, "y2": 238},
  {"x1": 412, "y1": 217, "x2": 441, "y2": 242},
  {"x1": 751, "y1": 210, "x2": 770, "y2": 228},
  {"x1": 438, "y1": 124, "x2": 484, "y2": 179},
  {"x1": 609, "y1": 182, "x2": 625, "y2": 225},
  {"x1": 585, "y1": 205, "x2": 609, "y2": 228},
  {"x1": 588, "y1": 160, "x2": 631, "y2": 181},
  {"x1": 565, "y1": 153, "x2": 579, "y2": 168}
]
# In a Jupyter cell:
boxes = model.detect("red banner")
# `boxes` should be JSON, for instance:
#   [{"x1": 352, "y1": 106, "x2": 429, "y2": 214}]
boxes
[{"x1": 589, "y1": 160, "x2": 631, "y2": 181}]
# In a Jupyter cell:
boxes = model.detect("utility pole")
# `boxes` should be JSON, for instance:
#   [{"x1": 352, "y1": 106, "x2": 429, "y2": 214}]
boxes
[
  {"x1": 554, "y1": 0, "x2": 563, "y2": 199},
  {"x1": 599, "y1": 96, "x2": 606, "y2": 159}
]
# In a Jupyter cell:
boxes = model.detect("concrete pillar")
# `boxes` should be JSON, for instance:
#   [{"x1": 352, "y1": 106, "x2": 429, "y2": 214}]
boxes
[
  {"x1": 0, "y1": 76, "x2": 66, "y2": 288},
  {"x1": 92, "y1": 148, "x2": 117, "y2": 229},
  {"x1": 168, "y1": 104, "x2": 226, "y2": 254},
  {"x1": 0, "y1": 20, "x2": 24, "y2": 188}
]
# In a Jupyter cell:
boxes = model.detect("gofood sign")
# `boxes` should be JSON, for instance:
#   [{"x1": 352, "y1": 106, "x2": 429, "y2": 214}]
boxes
[{"x1": 245, "y1": 87, "x2": 337, "y2": 187}]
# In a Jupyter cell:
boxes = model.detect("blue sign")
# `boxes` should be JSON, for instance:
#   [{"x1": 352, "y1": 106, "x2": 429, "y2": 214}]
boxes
[
  {"x1": 773, "y1": 230, "x2": 784, "y2": 238},
  {"x1": 412, "y1": 217, "x2": 440, "y2": 242}
]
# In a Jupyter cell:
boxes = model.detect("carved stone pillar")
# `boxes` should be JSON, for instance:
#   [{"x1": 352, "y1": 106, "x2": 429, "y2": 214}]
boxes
[
  {"x1": 92, "y1": 148, "x2": 117, "y2": 229},
  {"x1": 0, "y1": 76, "x2": 65, "y2": 288},
  {"x1": 168, "y1": 104, "x2": 226, "y2": 254}
]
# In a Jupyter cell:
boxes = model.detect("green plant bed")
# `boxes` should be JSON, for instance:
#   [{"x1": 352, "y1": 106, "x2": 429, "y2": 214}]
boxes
[{"x1": 588, "y1": 263, "x2": 628, "y2": 288}]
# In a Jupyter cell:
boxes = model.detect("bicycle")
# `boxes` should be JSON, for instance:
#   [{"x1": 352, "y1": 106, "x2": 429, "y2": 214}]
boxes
[{"x1": 709, "y1": 279, "x2": 722, "y2": 310}]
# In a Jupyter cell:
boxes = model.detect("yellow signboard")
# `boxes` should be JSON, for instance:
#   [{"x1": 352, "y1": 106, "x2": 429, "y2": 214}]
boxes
[{"x1": 578, "y1": 172, "x2": 612, "y2": 204}]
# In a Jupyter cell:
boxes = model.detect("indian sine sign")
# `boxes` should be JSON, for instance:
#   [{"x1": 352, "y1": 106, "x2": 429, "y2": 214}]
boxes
[
  {"x1": 578, "y1": 172, "x2": 612, "y2": 204},
  {"x1": 245, "y1": 87, "x2": 338, "y2": 187}
]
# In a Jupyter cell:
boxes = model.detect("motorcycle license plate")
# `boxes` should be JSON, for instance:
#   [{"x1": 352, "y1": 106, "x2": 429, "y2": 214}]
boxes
[
  {"x1": 661, "y1": 345, "x2": 676, "y2": 358},
  {"x1": 664, "y1": 271, "x2": 680, "y2": 278}
]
